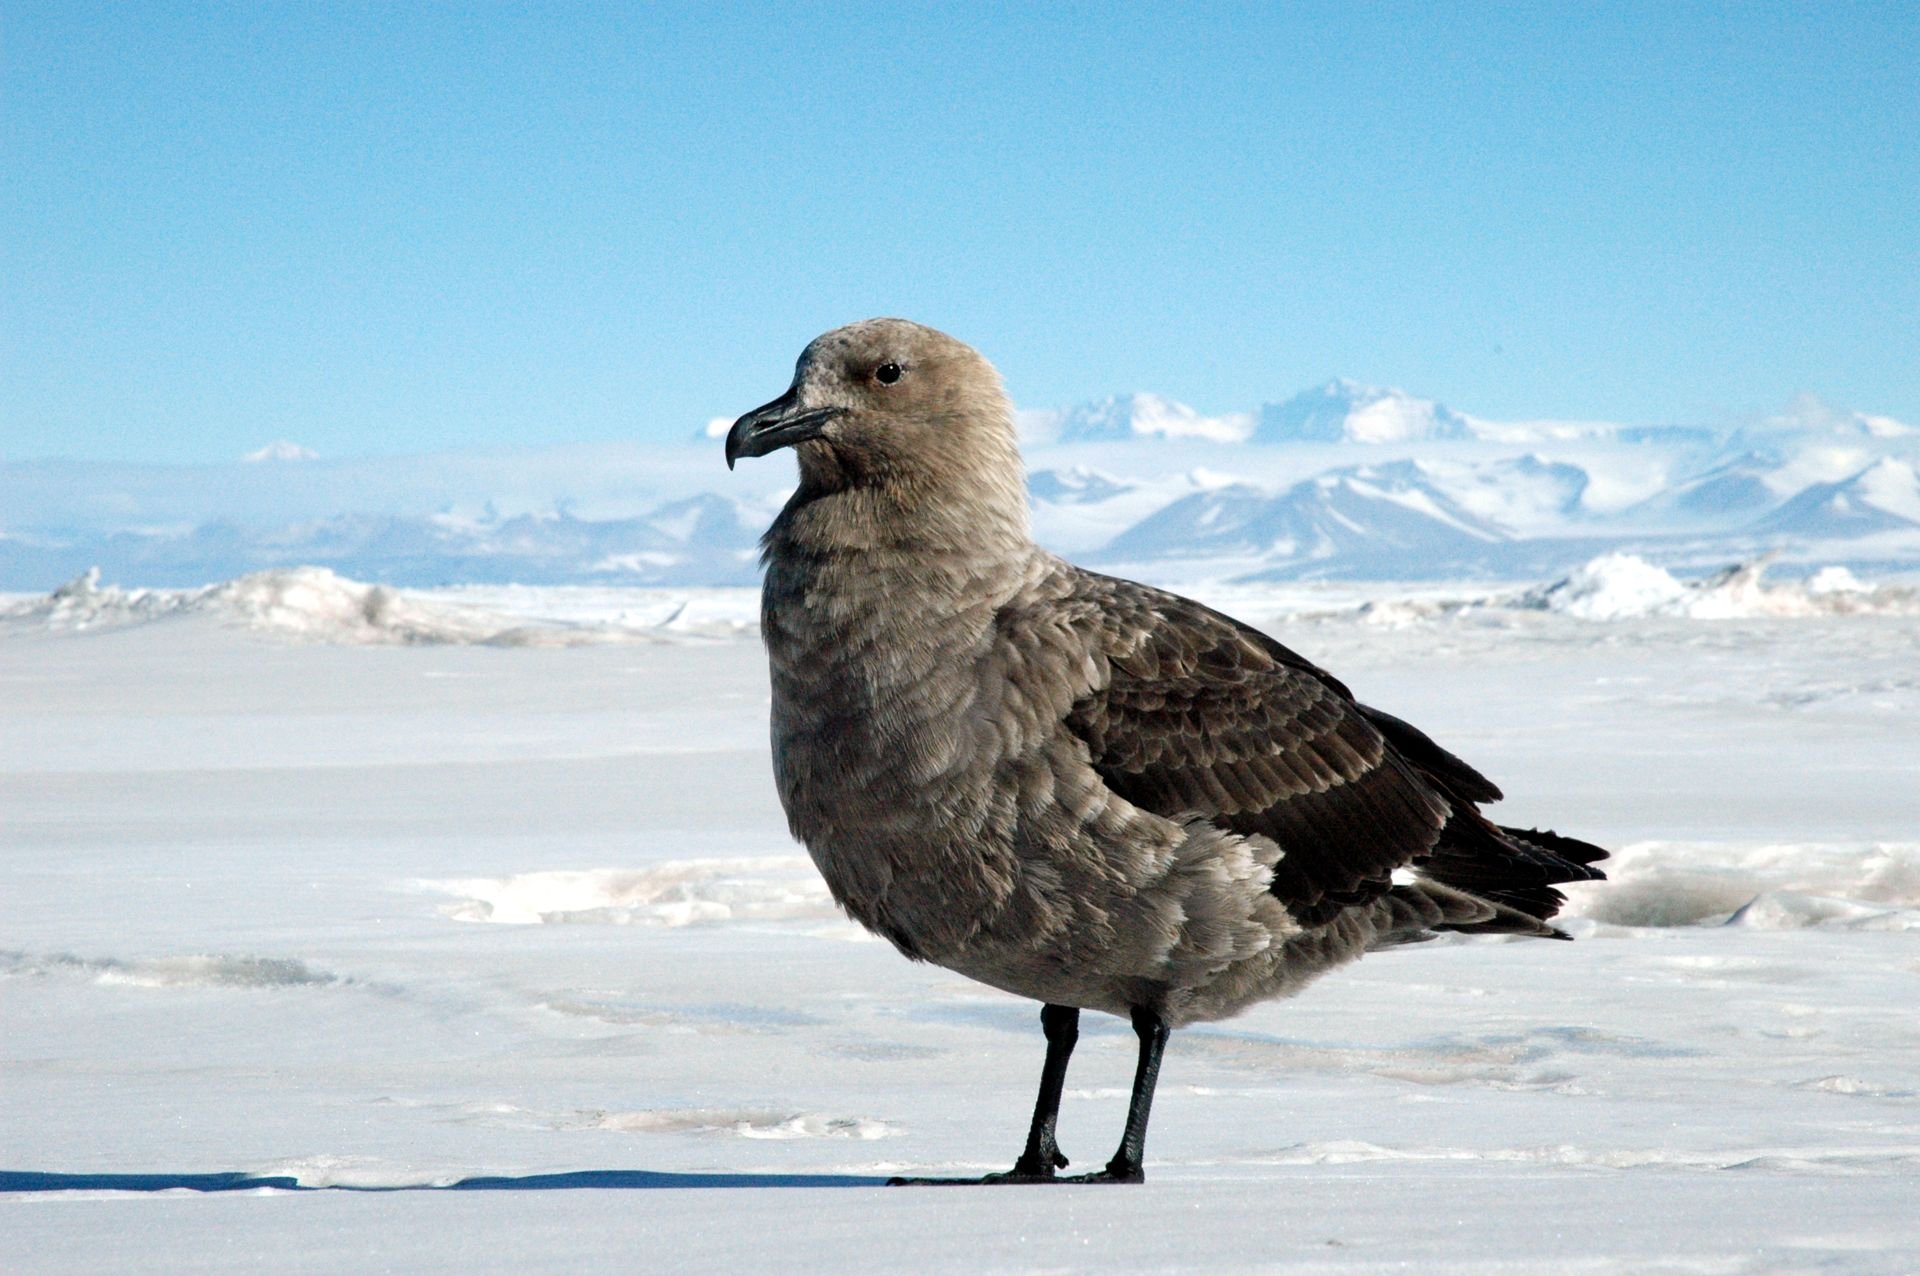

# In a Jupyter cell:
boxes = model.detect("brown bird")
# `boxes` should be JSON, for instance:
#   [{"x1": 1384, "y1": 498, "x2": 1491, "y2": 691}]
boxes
[{"x1": 726, "y1": 318, "x2": 1606, "y2": 1184}]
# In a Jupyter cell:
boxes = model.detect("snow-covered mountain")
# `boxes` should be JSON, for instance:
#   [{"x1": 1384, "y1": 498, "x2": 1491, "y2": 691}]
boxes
[
  {"x1": 0, "y1": 491, "x2": 774, "y2": 589},
  {"x1": 1100, "y1": 462, "x2": 1510, "y2": 579},
  {"x1": 1252, "y1": 379, "x2": 1474, "y2": 444},
  {"x1": 6, "y1": 389, "x2": 1916, "y2": 591},
  {"x1": 1750, "y1": 392, "x2": 1917, "y2": 442},
  {"x1": 1398, "y1": 454, "x2": 1591, "y2": 533},
  {"x1": 241, "y1": 440, "x2": 320, "y2": 463},
  {"x1": 1751, "y1": 457, "x2": 1920, "y2": 539},
  {"x1": 1026, "y1": 466, "x2": 1137, "y2": 505},
  {"x1": 1038, "y1": 393, "x2": 1252, "y2": 443},
  {"x1": 1628, "y1": 453, "x2": 1784, "y2": 527}
]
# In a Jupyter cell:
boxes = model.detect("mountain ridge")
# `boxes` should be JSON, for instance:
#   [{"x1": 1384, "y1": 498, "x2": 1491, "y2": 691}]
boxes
[{"x1": 6, "y1": 388, "x2": 1915, "y2": 590}]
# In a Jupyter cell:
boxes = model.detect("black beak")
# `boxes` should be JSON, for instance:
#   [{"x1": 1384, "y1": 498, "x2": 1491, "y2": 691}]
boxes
[{"x1": 724, "y1": 389, "x2": 844, "y2": 470}]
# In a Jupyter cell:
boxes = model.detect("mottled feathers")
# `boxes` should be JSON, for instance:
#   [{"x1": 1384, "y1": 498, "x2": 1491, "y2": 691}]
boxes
[
  {"x1": 1055, "y1": 571, "x2": 1605, "y2": 931},
  {"x1": 729, "y1": 317, "x2": 1607, "y2": 1030}
]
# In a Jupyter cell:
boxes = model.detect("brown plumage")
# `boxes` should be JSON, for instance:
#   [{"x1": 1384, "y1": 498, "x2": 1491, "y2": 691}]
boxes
[{"x1": 726, "y1": 318, "x2": 1606, "y2": 1184}]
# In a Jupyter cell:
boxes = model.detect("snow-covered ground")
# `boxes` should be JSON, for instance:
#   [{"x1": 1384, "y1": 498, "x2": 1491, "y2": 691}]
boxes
[{"x1": 4, "y1": 570, "x2": 1918, "y2": 1273}]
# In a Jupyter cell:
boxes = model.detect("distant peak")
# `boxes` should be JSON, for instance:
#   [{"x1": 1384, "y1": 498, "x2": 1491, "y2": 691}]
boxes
[
  {"x1": 1051, "y1": 393, "x2": 1252, "y2": 444},
  {"x1": 1760, "y1": 393, "x2": 1916, "y2": 439},
  {"x1": 1254, "y1": 381, "x2": 1469, "y2": 444},
  {"x1": 242, "y1": 441, "x2": 318, "y2": 463}
]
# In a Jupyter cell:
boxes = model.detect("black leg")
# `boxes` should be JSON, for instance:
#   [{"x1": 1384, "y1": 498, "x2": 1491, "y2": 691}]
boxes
[
  {"x1": 888, "y1": 1003, "x2": 1080, "y2": 1186},
  {"x1": 888, "y1": 1002, "x2": 1169, "y2": 1187},
  {"x1": 1078, "y1": 1004, "x2": 1169, "y2": 1184},
  {"x1": 998, "y1": 1003, "x2": 1080, "y2": 1179}
]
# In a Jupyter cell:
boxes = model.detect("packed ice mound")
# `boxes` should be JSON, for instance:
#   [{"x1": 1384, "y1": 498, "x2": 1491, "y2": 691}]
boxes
[
  {"x1": 562, "y1": 1108, "x2": 897, "y2": 1141},
  {"x1": 1567, "y1": 842, "x2": 1920, "y2": 931},
  {"x1": 1521, "y1": 554, "x2": 1920, "y2": 619},
  {"x1": 1523, "y1": 553, "x2": 1687, "y2": 619},
  {"x1": 1, "y1": 566, "x2": 496, "y2": 641},
  {"x1": 211, "y1": 568, "x2": 509, "y2": 643},
  {"x1": 5, "y1": 568, "x2": 196, "y2": 631},
  {"x1": 0, "y1": 567, "x2": 704, "y2": 645},
  {"x1": 421, "y1": 857, "x2": 839, "y2": 927}
]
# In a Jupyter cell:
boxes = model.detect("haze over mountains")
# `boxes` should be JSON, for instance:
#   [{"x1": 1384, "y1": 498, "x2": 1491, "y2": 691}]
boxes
[{"x1": 4, "y1": 381, "x2": 1916, "y2": 591}]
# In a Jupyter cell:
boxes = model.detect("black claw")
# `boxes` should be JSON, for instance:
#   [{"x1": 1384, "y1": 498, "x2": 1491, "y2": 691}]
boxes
[
  {"x1": 1087, "y1": 1158, "x2": 1145, "y2": 1184},
  {"x1": 1009, "y1": 1151, "x2": 1063, "y2": 1178}
]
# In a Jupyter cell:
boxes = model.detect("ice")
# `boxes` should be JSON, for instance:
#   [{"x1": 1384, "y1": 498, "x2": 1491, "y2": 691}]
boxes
[
  {"x1": 0, "y1": 950, "x2": 351, "y2": 990},
  {"x1": 1572, "y1": 841, "x2": 1920, "y2": 930},
  {"x1": 0, "y1": 566, "x2": 503, "y2": 641},
  {"x1": 5, "y1": 573, "x2": 1920, "y2": 1272},
  {"x1": 1523, "y1": 553, "x2": 1920, "y2": 619},
  {"x1": 1522, "y1": 552, "x2": 1690, "y2": 618},
  {"x1": 422, "y1": 858, "x2": 837, "y2": 927},
  {"x1": 0, "y1": 567, "x2": 760, "y2": 645}
]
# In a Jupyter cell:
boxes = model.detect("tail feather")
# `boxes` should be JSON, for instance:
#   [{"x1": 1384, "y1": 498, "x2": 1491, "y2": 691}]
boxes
[
  {"x1": 1419, "y1": 815, "x2": 1609, "y2": 928},
  {"x1": 1369, "y1": 879, "x2": 1564, "y2": 949},
  {"x1": 1375, "y1": 703, "x2": 1610, "y2": 932}
]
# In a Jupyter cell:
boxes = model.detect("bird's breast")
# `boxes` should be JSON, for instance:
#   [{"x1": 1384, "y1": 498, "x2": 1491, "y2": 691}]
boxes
[
  {"x1": 756, "y1": 544, "x2": 1068, "y2": 954},
  {"x1": 761, "y1": 554, "x2": 1001, "y2": 814}
]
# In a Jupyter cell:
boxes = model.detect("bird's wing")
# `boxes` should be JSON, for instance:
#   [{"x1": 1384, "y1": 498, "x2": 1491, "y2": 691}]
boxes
[{"x1": 1056, "y1": 568, "x2": 1494, "y2": 925}]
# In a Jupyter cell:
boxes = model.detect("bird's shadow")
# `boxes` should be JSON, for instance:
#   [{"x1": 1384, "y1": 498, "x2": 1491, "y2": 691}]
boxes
[{"x1": 0, "y1": 1169, "x2": 889, "y2": 1194}]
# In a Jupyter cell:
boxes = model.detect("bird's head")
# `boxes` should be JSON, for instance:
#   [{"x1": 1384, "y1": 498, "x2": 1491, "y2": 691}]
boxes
[{"x1": 725, "y1": 319, "x2": 1026, "y2": 521}]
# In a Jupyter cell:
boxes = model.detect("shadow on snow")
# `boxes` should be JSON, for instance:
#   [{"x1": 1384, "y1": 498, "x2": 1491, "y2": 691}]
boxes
[{"x1": 0, "y1": 1169, "x2": 889, "y2": 1194}]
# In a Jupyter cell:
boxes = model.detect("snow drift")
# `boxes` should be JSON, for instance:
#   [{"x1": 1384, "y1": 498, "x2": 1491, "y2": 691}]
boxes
[
  {"x1": 6, "y1": 558, "x2": 1914, "y2": 649},
  {"x1": 1520, "y1": 554, "x2": 1920, "y2": 619},
  {"x1": 1572, "y1": 841, "x2": 1920, "y2": 931},
  {"x1": 0, "y1": 567, "x2": 746, "y2": 645}
]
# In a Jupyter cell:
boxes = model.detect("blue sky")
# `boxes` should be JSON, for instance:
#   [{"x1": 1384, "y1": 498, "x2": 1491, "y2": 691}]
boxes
[{"x1": 4, "y1": 2, "x2": 1916, "y2": 463}]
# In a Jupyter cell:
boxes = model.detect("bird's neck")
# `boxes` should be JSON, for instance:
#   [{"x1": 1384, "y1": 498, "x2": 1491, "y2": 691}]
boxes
[{"x1": 769, "y1": 466, "x2": 1033, "y2": 564}]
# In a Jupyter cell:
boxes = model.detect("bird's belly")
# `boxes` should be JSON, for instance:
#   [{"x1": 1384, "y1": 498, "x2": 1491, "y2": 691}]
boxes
[{"x1": 775, "y1": 722, "x2": 1021, "y2": 960}]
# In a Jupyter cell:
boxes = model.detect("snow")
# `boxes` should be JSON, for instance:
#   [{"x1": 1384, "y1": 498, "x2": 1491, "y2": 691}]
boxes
[
  {"x1": 1757, "y1": 392, "x2": 1918, "y2": 442},
  {"x1": 4, "y1": 569, "x2": 1919, "y2": 1272},
  {"x1": 1521, "y1": 554, "x2": 1920, "y2": 620},
  {"x1": 1043, "y1": 393, "x2": 1254, "y2": 444},
  {"x1": 0, "y1": 568, "x2": 762, "y2": 645},
  {"x1": 1253, "y1": 380, "x2": 1473, "y2": 444},
  {"x1": 241, "y1": 441, "x2": 319, "y2": 463},
  {"x1": 1856, "y1": 458, "x2": 1920, "y2": 524},
  {"x1": 1582, "y1": 841, "x2": 1920, "y2": 930},
  {"x1": 8, "y1": 388, "x2": 1920, "y2": 590},
  {"x1": 1859, "y1": 413, "x2": 1916, "y2": 440},
  {"x1": 1523, "y1": 553, "x2": 1690, "y2": 619},
  {"x1": 1415, "y1": 454, "x2": 1590, "y2": 532},
  {"x1": 422, "y1": 858, "x2": 837, "y2": 928}
]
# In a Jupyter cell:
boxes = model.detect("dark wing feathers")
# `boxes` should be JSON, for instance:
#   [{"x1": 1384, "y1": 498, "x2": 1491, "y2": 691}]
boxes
[
  {"x1": 1356, "y1": 705, "x2": 1503, "y2": 805},
  {"x1": 1060, "y1": 570, "x2": 1605, "y2": 930}
]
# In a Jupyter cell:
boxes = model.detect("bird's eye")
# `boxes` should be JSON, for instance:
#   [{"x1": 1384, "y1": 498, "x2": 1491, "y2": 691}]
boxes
[{"x1": 874, "y1": 362, "x2": 903, "y2": 385}]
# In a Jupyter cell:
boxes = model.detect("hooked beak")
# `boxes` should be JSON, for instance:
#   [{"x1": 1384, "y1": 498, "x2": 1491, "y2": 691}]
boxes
[{"x1": 724, "y1": 389, "x2": 844, "y2": 470}]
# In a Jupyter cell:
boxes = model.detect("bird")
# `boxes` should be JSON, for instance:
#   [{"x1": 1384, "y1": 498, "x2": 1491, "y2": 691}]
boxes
[{"x1": 725, "y1": 318, "x2": 1607, "y2": 1185}]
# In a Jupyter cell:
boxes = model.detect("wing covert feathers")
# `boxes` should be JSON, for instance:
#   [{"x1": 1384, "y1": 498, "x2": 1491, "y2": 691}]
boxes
[{"x1": 1058, "y1": 568, "x2": 1606, "y2": 933}]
